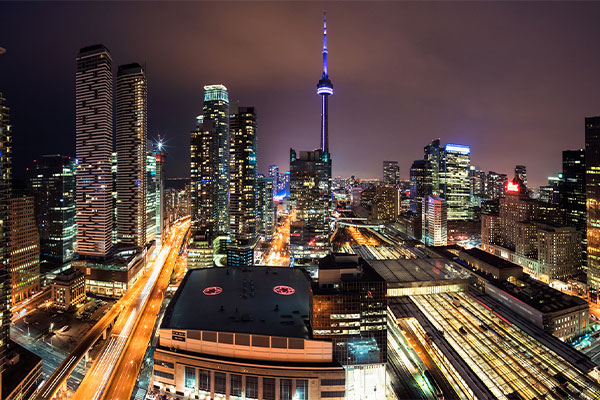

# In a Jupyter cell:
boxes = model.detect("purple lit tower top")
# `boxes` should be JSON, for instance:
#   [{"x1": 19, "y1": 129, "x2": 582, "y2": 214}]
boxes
[{"x1": 317, "y1": 13, "x2": 333, "y2": 153}]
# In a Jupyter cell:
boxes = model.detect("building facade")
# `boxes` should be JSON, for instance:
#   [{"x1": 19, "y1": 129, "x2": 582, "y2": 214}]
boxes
[
  {"x1": 228, "y1": 105, "x2": 257, "y2": 266},
  {"x1": 146, "y1": 152, "x2": 157, "y2": 244},
  {"x1": 372, "y1": 186, "x2": 400, "y2": 222},
  {"x1": 422, "y1": 195, "x2": 448, "y2": 246},
  {"x1": 560, "y1": 149, "x2": 586, "y2": 270},
  {"x1": 28, "y1": 155, "x2": 77, "y2": 264},
  {"x1": 116, "y1": 63, "x2": 147, "y2": 247},
  {"x1": 9, "y1": 196, "x2": 40, "y2": 305},
  {"x1": 382, "y1": 160, "x2": 400, "y2": 186},
  {"x1": 50, "y1": 267, "x2": 86, "y2": 310},
  {"x1": 256, "y1": 175, "x2": 275, "y2": 240},
  {"x1": 0, "y1": 93, "x2": 10, "y2": 383},
  {"x1": 587, "y1": 117, "x2": 600, "y2": 295},
  {"x1": 202, "y1": 85, "x2": 230, "y2": 236},
  {"x1": 443, "y1": 144, "x2": 472, "y2": 220},
  {"x1": 75, "y1": 44, "x2": 113, "y2": 258}
]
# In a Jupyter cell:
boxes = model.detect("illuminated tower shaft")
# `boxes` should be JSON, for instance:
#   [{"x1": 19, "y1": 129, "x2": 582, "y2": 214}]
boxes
[{"x1": 317, "y1": 13, "x2": 333, "y2": 152}]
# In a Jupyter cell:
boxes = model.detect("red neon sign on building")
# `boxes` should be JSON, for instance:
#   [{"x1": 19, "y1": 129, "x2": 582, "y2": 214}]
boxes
[{"x1": 506, "y1": 182, "x2": 519, "y2": 193}]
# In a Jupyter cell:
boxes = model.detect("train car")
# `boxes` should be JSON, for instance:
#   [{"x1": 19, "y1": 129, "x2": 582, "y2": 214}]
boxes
[{"x1": 423, "y1": 370, "x2": 444, "y2": 400}]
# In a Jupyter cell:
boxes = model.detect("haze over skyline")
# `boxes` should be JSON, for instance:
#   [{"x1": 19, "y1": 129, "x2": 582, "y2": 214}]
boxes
[{"x1": 2, "y1": 2, "x2": 600, "y2": 187}]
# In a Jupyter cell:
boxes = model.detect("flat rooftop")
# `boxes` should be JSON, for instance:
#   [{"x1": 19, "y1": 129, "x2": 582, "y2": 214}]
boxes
[
  {"x1": 459, "y1": 248, "x2": 522, "y2": 271},
  {"x1": 369, "y1": 258, "x2": 471, "y2": 284},
  {"x1": 161, "y1": 266, "x2": 312, "y2": 339},
  {"x1": 492, "y1": 276, "x2": 588, "y2": 314}
]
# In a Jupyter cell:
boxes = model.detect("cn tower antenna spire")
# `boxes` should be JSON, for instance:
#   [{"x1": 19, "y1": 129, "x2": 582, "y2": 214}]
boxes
[
  {"x1": 322, "y1": 12, "x2": 328, "y2": 79},
  {"x1": 317, "y1": 12, "x2": 333, "y2": 153}
]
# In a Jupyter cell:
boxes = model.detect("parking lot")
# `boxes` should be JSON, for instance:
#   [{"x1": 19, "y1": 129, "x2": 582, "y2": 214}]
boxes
[{"x1": 13, "y1": 296, "x2": 116, "y2": 354}]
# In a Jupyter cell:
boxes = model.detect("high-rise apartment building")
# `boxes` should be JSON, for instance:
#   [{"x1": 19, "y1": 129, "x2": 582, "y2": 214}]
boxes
[
  {"x1": 116, "y1": 63, "x2": 147, "y2": 247},
  {"x1": 227, "y1": 105, "x2": 257, "y2": 267},
  {"x1": 75, "y1": 45, "x2": 113, "y2": 257},
  {"x1": 383, "y1": 160, "x2": 400, "y2": 186},
  {"x1": 586, "y1": 117, "x2": 600, "y2": 295},
  {"x1": 268, "y1": 164, "x2": 279, "y2": 197},
  {"x1": 190, "y1": 119, "x2": 217, "y2": 239},
  {"x1": 0, "y1": 93, "x2": 11, "y2": 386},
  {"x1": 28, "y1": 155, "x2": 77, "y2": 264},
  {"x1": 422, "y1": 195, "x2": 447, "y2": 246},
  {"x1": 256, "y1": 175, "x2": 275, "y2": 240},
  {"x1": 146, "y1": 152, "x2": 157, "y2": 244},
  {"x1": 9, "y1": 196, "x2": 40, "y2": 305},
  {"x1": 443, "y1": 144, "x2": 472, "y2": 220},
  {"x1": 202, "y1": 84, "x2": 230, "y2": 235},
  {"x1": 156, "y1": 143, "x2": 166, "y2": 239}
]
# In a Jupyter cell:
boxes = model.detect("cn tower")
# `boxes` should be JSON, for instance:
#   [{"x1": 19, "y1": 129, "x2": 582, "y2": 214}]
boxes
[{"x1": 317, "y1": 13, "x2": 333, "y2": 153}]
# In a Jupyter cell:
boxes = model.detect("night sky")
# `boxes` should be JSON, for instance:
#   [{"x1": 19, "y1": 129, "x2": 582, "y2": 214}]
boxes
[{"x1": 2, "y1": 2, "x2": 600, "y2": 187}]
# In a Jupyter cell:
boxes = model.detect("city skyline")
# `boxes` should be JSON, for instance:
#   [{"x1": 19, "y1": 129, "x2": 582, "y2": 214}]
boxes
[{"x1": 3, "y1": 3, "x2": 600, "y2": 187}]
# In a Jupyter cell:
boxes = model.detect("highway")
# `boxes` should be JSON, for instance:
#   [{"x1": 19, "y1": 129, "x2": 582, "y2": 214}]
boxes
[
  {"x1": 99, "y1": 221, "x2": 187, "y2": 400},
  {"x1": 71, "y1": 219, "x2": 189, "y2": 400},
  {"x1": 411, "y1": 292, "x2": 600, "y2": 400},
  {"x1": 32, "y1": 218, "x2": 189, "y2": 400}
]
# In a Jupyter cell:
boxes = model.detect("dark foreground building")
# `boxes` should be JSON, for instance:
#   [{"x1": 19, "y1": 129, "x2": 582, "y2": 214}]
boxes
[{"x1": 154, "y1": 267, "x2": 346, "y2": 400}]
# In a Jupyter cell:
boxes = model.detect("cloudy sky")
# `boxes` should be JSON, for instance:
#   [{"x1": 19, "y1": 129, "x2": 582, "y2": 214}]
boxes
[{"x1": 2, "y1": 1, "x2": 600, "y2": 187}]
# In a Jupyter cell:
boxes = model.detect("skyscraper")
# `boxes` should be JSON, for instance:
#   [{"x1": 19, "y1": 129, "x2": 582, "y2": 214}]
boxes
[
  {"x1": 485, "y1": 171, "x2": 508, "y2": 200},
  {"x1": 268, "y1": 164, "x2": 279, "y2": 197},
  {"x1": 0, "y1": 92, "x2": 11, "y2": 391},
  {"x1": 256, "y1": 174, "x2": 275, "y2": 240},
  {"x1": 515, "y1": 165, "x2": 528, "y2": 189},
  {"x1": 443, "y1": 144, "x2": 472, "y2": 220},
  {"x1": 227, "y1": 105, "x2": 257, "y2": 266},
  {"x1": 156, "y1": 140, "x2": 166, "y2": 239},
  {"x1": 422, "y1": 195, "x2": 448, "y2": 246},
  {"x1": 9, "y1": 196, "x2": 40, "y2": 305},
  {"x1": 409, "y1": 159, "x2": 427, "y2": 213},
  {"x1": 116, "y1": 63, "x2": 147, "y2": 247},
  {"x1": 586, "y1": 117, "x2": 600, "y2": 297},
  {"x1": 202, "y1": 84, "x2": 230, "y2": 236},
  {"x1": 424, "y1": 139, "x2": 442, "y2": 196},
  {"x1": 383, "y1": 160, "x2": 400, "y2": 186},
  {"x1": 190, "y1": 119, "x2": 217, "y2": 239},
  {"x1": 75, "y1": 45, "x2": 113, "y2": 257},
  {"x1": 27, "y1": 155, "x2": 77, "y2": 264},
  {"x1": 560, "y1": 149, "x2": 586, "y2": 270},
  {"x1": 146, "y1": 152, "x2": 157, "y2": 244}
]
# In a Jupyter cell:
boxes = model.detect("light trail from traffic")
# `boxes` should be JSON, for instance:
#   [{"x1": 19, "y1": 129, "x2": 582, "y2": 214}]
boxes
[
  {"x1": 71, "y1": 220, "x2": 189, "y2": 400},
  {"x1": 263, "y1": 211, "x2": 291, "y2": 266}
]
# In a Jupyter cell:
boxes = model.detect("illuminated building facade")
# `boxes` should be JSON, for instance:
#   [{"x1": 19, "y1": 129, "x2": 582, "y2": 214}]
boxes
[
  {"x1": 482, "y1": 178, "x2": 580, "y2": 281},
  {"x1": 443, "y1": 144, "x2": 472, "y2": 220},
  {"x1": 28, "y1": 155, "x2": 77, "y2": 264},
  {"x1": 422, "y1": 195, "x2": 447, "y2": 246},
  {"x1": 75, "y1": 44, "x2": 113, "y2": 258},
  {"x1": 256, "y1": 174, "x2": 275, "y2": 240},
  {"x1": 228, "y1": 105, "x2": 257, "y2": 267},
  {"x1": 50, "y1": 267, "x2": 85, "y2": 310},
  {"x1": 9, "y1": 196, "x2": 40, "y2": 305},
  {"x1": 146, "y1": 152, "x2": 157, "y2": 243},
  {"x1": 156, "y1": 144, "x2": 166, "y2": 238},
  {"x1": 202, "y1": 84, "x2": 230, "y2": 236},
  {"x1": 289, "y1": 149, "x2": 331, "y2": 264},
  {"x1": 382, "y1": 160, "x2": 400, "y2": 186},
  {"x1": 586, "y1": 116, "x2": 600, "y2": 295},
  {"x1": 0, "y1": 93, "x2": 10, "y2": 384},
  {"x1": 116, "y1": 63, "x2": 147, "y2": 247},
  {"x1": 485, "y1": 171, "x2": 508, "y2": 200},
  {"x1": 372, "y1": 186, "x2": 400, "y2": 222},
  {"x1": 409, "y1": 159, "x2": 426, "y2": 213},
  {"x1": 190, "y1": 119, "x2": 217, "y2": 238},
  {"x1": 560, "y1": 149, "x2": 586, "y2": 269},
  {"x1": 424, "y1": 139, "x2": 442, "y2": 196},
  {"x1": 312, "y1": 254, "x2": 387, "y2": 399}
]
